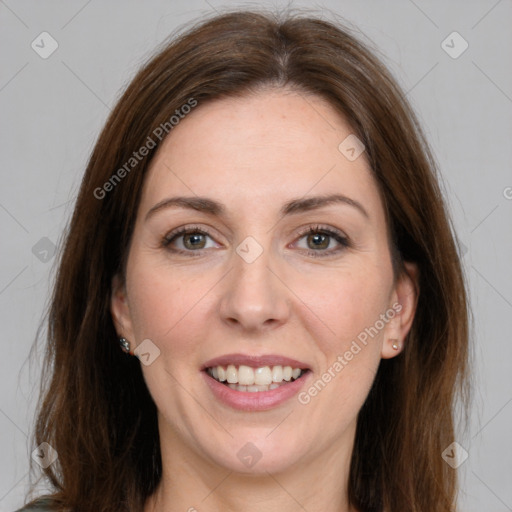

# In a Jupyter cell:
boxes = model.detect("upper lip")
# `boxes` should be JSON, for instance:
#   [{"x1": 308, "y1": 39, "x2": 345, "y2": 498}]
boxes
[{"x1": 201, "y1": 353, "x2": 311, "y2": 370}]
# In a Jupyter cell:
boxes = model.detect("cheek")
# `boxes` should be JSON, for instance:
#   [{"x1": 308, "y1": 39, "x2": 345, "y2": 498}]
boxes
[
  {"x1": 127, "y1": 251, "x2": 201, "y2": 337},
  {"x1": 297, "y1": 274, "x2": 385, "y2": 426},
  {"x1": 297, "y1": 262, "x2": 392, "y2": 347},
  {"x1": 126, "y1": 256, "x2": 221, "y2": 372},
  {"x1": 329, "y1": 269, "x2": 391, "y2": 386},
  {"x1": 293, "y1": 263, "x2": 390, "y2": 409}
]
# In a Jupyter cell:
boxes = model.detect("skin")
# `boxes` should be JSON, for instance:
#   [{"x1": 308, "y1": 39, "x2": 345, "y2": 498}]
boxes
[{"x1": 111, "y1": 88, "x2": 418, "y2": 512}]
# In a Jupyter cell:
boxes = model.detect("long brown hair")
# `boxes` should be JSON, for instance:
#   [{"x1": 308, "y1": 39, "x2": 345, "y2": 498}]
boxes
[{"x1": 25, "y1": 9, "x2": 470, "y2": 512}]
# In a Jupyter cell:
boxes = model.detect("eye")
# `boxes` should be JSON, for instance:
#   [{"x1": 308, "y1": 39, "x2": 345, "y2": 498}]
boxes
[
  {"x1": 294, "y1": 225, "x2": 350, "y2": 257},
  {"x1": 162, "y1": 224, "x2": 349, "y2": 257},
  {"x1": 162, "y1": 226, "x2": 218, "y2": 254}
]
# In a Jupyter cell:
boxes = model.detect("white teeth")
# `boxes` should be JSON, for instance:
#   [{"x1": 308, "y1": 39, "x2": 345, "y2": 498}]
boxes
[
  {"x1": 238, "y1": 365, "x2": 254, "y2": 386},
  {"x1": 254, "y1": 366, "x2": 273, "y2": 386},
  {"x1": 228, "y1": 383, "x2": 284, "y2": 392},
  {"x1": 226, "y1": 364, "x2": 237, "y2": 384},
  {"x1": 217, "y1": 366, "x2": 227, "y2": 382},
  {"x1": 207, "y1": 364, "x2": 305, "y2": 387},
  {"x1": 271, "y1": 365, "x2": 283, "y2": 382}
]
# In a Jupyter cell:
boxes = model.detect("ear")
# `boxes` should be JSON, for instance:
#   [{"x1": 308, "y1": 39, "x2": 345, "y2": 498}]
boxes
[
  {"x1": 381, "y1": 261, "x2": 419, "y2": 359},
  {"x1": 110, "y1": 273, "x2": 135, "y2": 343}
]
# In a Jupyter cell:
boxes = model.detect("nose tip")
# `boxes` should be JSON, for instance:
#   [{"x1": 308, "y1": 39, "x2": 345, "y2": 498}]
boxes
[{"x1": 218, "y1": 249, "x2": 290, "y2": 331}]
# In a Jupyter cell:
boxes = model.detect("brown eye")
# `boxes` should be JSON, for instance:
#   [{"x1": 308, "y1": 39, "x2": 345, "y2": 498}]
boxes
[
  {"x1": 294, "y1": 226, "x2": 350, "y2": 257},
  {"x1": 182, "y1": 232, "x2": 207, "y2": 250},
  {"x1": 162, "y1": 227, "x2": 217, "y2": 253},
  {"x1": 306, "y1": 232, "x2": 330, "y2": 250}
]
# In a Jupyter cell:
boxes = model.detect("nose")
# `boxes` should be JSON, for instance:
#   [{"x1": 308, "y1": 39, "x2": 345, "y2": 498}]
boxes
[{"x1": 218, "y1": 245, "x2": 290, "y2": 332}]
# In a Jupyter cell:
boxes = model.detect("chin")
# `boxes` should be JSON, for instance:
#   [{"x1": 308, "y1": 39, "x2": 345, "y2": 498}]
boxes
[{"x1": 201, "y1": 433, "x2": 307, "y2": 475}]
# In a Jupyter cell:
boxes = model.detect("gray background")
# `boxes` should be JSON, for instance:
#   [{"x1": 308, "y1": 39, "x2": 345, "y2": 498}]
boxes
[{"x1": 1, "y1": 0, "x2": 511, "y2": 510}]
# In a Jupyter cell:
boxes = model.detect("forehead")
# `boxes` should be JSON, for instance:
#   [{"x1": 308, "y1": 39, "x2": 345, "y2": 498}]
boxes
[{"x1": 140, "y1": 89, "x2": 384, "y2": 221}]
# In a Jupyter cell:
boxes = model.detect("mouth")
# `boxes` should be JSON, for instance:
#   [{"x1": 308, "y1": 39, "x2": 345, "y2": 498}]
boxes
[{"x1": 204, "y1": 364, "x2": 310, "y2": 393}]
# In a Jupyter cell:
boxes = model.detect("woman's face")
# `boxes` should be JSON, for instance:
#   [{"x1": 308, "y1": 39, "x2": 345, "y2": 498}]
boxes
[{"x1": 112, "y1": 89, "x2": 417, "y2": 475}]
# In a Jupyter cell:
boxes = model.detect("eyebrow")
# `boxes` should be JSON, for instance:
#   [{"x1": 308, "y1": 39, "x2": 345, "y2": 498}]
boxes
[{"x1": 145, "y1": 193, "x2": 369, "y2": 221}]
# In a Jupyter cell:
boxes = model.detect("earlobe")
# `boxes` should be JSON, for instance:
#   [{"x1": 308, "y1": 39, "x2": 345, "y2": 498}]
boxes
[
  {"x1": 381, "y1": 262, "x2": 419, "y2": 359},
  {"x1": 382, "y1": 337, "x2": 402, "y2": 359}
]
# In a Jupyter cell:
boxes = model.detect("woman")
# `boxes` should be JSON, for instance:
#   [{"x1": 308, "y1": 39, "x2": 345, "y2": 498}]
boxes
[{"x1": 19, "y1": 9, "x2": 469, "y2": 512}]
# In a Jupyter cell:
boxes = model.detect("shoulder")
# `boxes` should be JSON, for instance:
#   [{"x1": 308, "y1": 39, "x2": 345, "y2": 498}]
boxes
[{"x1": 14, "y1": 497, "x2": 56, "y2": 511}]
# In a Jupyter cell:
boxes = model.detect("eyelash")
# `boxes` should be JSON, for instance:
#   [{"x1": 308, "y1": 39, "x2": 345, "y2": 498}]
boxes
[
  {"x1": 162, "y1": 224, "x2": 350, "y2": 258},
  {"x1": 293, "y1": 225, "x2": 350, "y2": 257}
]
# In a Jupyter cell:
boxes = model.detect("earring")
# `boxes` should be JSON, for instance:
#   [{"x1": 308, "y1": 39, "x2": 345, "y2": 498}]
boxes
[
  {"x1": 390, "y1": 339, "x2": 400, "y2": 351},
  {"x1": 119, "y1": 337, "x2": 131, "y2": 354}
]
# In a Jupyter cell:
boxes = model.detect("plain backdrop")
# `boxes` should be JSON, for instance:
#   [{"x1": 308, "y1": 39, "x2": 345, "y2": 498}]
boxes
[{"x1": 1, "y1": 1, "x2": 511, "y2": 510}]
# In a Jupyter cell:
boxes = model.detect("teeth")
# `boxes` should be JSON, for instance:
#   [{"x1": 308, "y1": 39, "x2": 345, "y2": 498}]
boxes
[
  {"x1": 238, "y1": 365, "x2": 254, "y2": 385},
  {"x1": 271, "y1": 365, "x2": 283, "y2": 382},
  {"x1": 207, "y1": 364, "x2": 305, "y2": 387},
  {"x1": 254, "y1": 366, "x2": 272, "y2": 386},
  {"x1": 228, "y1": 383, "x2": 283, "y2": 392},
  {"x1": 226, "y1": 364, "x2": 238, "y2": 384},
  {"x1": 217, "y1": 366, "x2": 227, "y2": 382}
]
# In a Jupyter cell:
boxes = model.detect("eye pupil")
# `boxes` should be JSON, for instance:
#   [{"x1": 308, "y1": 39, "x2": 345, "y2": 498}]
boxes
[
  {"x1": 184, "y1": 233, "x2": 206, "y2": 249},
  {"x1": 308, "y1": 233, "x2": 329, "y2": 250}
]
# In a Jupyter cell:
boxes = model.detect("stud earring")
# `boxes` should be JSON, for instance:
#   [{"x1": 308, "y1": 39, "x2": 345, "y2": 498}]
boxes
[
  {"x1": 119, "y1": 337, "x2": 131, "y2": 354},
  {"x1": 390, "y1": 339, "x2": 400, "y2": 351}
]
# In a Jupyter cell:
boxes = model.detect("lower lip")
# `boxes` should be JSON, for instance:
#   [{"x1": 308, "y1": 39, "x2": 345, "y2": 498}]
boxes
[{"x1": 202, "y1": 370, "x2": 311, "y2": 411}]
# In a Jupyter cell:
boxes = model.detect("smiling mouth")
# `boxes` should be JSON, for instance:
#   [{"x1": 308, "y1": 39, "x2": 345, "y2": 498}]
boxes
[{"x1": 205, "y1": 364, "x2": 310, "y2": 392}]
